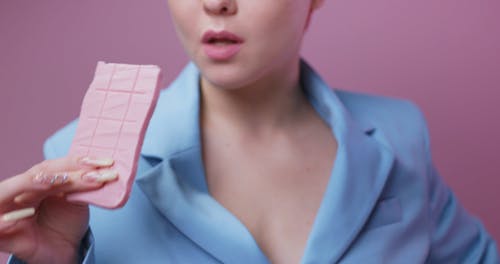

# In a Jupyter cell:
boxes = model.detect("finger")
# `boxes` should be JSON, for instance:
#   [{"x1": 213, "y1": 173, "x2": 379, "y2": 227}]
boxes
[
  {"x1": 0, "y1": 156, "x2": 115, "y2": 204},
  {"x1": 28, "y1": 155, "x2": 114, "y2": 175},
  {"x1": 0, "y1": 171, "x2": 51, "y2": 205},
  {"x1": 0, "y1": 170, "x2": 74, "y2": 206},
  {"x1": 0, "y1": 207, "x2": 35, "y2": 233},
  {"x1": 32, "y1": 171, "x2": 70, "y2": 186},
  {"x1": 12, "y1": 169, "x2": 119, "y2": 206},
  {"x1": 12, "y1": 170, "x2": 75, "y2": 206},
  {"x1": 78, "y1": 156, "x2": 115, "y2": 168},
  {"x1": 1, "y1": 208, "x2": 35, "y2": 222}
]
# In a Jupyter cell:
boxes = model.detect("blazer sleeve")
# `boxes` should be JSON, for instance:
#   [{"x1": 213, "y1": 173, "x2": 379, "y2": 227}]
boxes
[{"x1": 421, "y1": 115, "x2": 500, "y2": 263}]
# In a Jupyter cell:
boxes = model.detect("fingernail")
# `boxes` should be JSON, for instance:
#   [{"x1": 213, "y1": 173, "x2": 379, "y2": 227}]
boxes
[
  {"x1": 2, "y1": 207, "x2": 36, "y2": 222},
  {"x1": 79, "y1": 157, "x2": 114, "y2": 167},
  {"x1": 14, "y1": 194, "x2": 27, "y2": 204},
  {"x1": 82, "y1": 170, "x2": 118, "y2": 183}
]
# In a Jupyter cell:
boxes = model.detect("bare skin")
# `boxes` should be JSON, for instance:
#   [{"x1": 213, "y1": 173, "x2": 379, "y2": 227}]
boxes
[
  {"x1": 201, "y1": 74, "x2": 337, "y2": 263},
  {"x1": 195, "y1": 2, "x2": 334, "y2": 260},
  {"x1": 0, "y1": 156, "x2": 117, "y2": 264},
  {"x1": 0, "y1": 0, "x2": 328, "y2": 263}
]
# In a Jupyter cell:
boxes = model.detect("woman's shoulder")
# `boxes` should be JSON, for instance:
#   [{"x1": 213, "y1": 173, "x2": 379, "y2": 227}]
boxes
[
  {"x1": 333, "y1": 89, "x2": 431, "y2": 158},
  {"x1": 335, "y1": 89, "x2": 428, "y2": 134},
  {"x1": 336, "y1": 89, "x2": 424, "y2": 122}
]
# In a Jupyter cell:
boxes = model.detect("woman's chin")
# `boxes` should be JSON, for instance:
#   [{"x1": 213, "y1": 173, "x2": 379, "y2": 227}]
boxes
[
  {"x1": 202, "y1": 76, "x2": 247, "y2": 91},
  {"x1": 199, "y1": 66, "x2": 256, "y2": 91}
]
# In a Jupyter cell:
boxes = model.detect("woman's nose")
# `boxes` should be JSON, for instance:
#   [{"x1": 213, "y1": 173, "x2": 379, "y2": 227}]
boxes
[{"x1": 203, "y1": 0, "x2": 237, "y2": 16}]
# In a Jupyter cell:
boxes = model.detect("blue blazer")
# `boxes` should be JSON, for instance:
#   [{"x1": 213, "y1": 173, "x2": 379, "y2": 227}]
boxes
[{"x1": 11, "y1": 61, "x2": 498, "y2": 263}]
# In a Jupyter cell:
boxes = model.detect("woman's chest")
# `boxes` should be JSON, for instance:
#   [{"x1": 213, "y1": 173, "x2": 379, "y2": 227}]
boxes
[{"x1": 203, "y1": 138, "x2": 337, "y2": 263}]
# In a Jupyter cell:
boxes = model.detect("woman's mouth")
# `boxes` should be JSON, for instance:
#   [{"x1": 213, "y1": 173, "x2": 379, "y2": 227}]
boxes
[{"x1": 202, "y1": 30, "x2": 244, "y2": 61}]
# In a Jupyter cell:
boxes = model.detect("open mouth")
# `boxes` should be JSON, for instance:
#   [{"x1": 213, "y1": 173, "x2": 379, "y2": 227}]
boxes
[
  {"x1": 202, "y1": 30, "x2": 244, "y2": 45},
  {"x1": 207, "y1": 38, "x2": 239, "y2": 45},
  {"x1": 202, "y1": 30, "x2": 244, "y2": 60}
]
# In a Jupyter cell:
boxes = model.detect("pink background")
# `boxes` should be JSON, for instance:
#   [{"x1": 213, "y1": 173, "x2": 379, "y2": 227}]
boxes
[{"x1": 1, "y1": 0, "x2": 499, "y2": 261}]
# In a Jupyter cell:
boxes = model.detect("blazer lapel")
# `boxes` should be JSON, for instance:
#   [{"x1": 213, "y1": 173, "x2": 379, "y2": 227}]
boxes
[
  {"x1": 136, "y1": 63, "x2": 270, "y2": 263},
  {"x1": 135, "y1": 61, "x2": 395, "y2": 264},
  {"x1": 300, "y1": 62, "x2": 395, "y2": 263}
]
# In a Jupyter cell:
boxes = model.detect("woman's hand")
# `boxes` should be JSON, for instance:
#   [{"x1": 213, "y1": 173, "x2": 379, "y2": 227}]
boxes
[{"x1": 0, "y1": 156, "x2": 118, "y2": 264}]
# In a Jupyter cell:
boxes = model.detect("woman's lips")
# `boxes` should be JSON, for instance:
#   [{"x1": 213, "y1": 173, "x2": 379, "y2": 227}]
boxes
[{"x1": 202, "y1": 30, "x2": 244, "y2": 61}]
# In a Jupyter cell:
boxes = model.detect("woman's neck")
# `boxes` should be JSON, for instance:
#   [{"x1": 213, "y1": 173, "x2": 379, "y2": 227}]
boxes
[{"x1": 200, "y1": 60, "x2": 309, "y2": 136}]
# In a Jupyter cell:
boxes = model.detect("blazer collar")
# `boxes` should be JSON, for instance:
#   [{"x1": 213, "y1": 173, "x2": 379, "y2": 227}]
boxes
[
  {"x1": 138, "y1": 63, "x2": 269, "y2": 263},
  {"x1": 140, "y1": 62, "x2": 377, "y2": 162},
  {"x1": 137, "y1": 61, "x2": 395, "y2": 263},
  {"x1": 299, "y1": 62, "x2": 395, "y2": 263},
  {"x1": 141, "y1": 62, "x2": 200, "y2": 160}
]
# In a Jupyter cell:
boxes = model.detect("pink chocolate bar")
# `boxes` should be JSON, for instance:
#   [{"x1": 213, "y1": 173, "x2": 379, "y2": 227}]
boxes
[{"x1": 68, "y1": 61, "x2": 162, "y2": 208}]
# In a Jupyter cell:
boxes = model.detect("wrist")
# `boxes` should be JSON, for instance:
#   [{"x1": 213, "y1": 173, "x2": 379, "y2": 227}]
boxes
[{"x1": 21, "y1": 243, "x2": 79, "y2": 264}]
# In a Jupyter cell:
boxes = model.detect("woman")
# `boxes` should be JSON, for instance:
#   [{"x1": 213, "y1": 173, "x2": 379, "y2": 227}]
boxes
[{"x1": 1, "y1": 0, "x2": 498, "y2": 263}]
